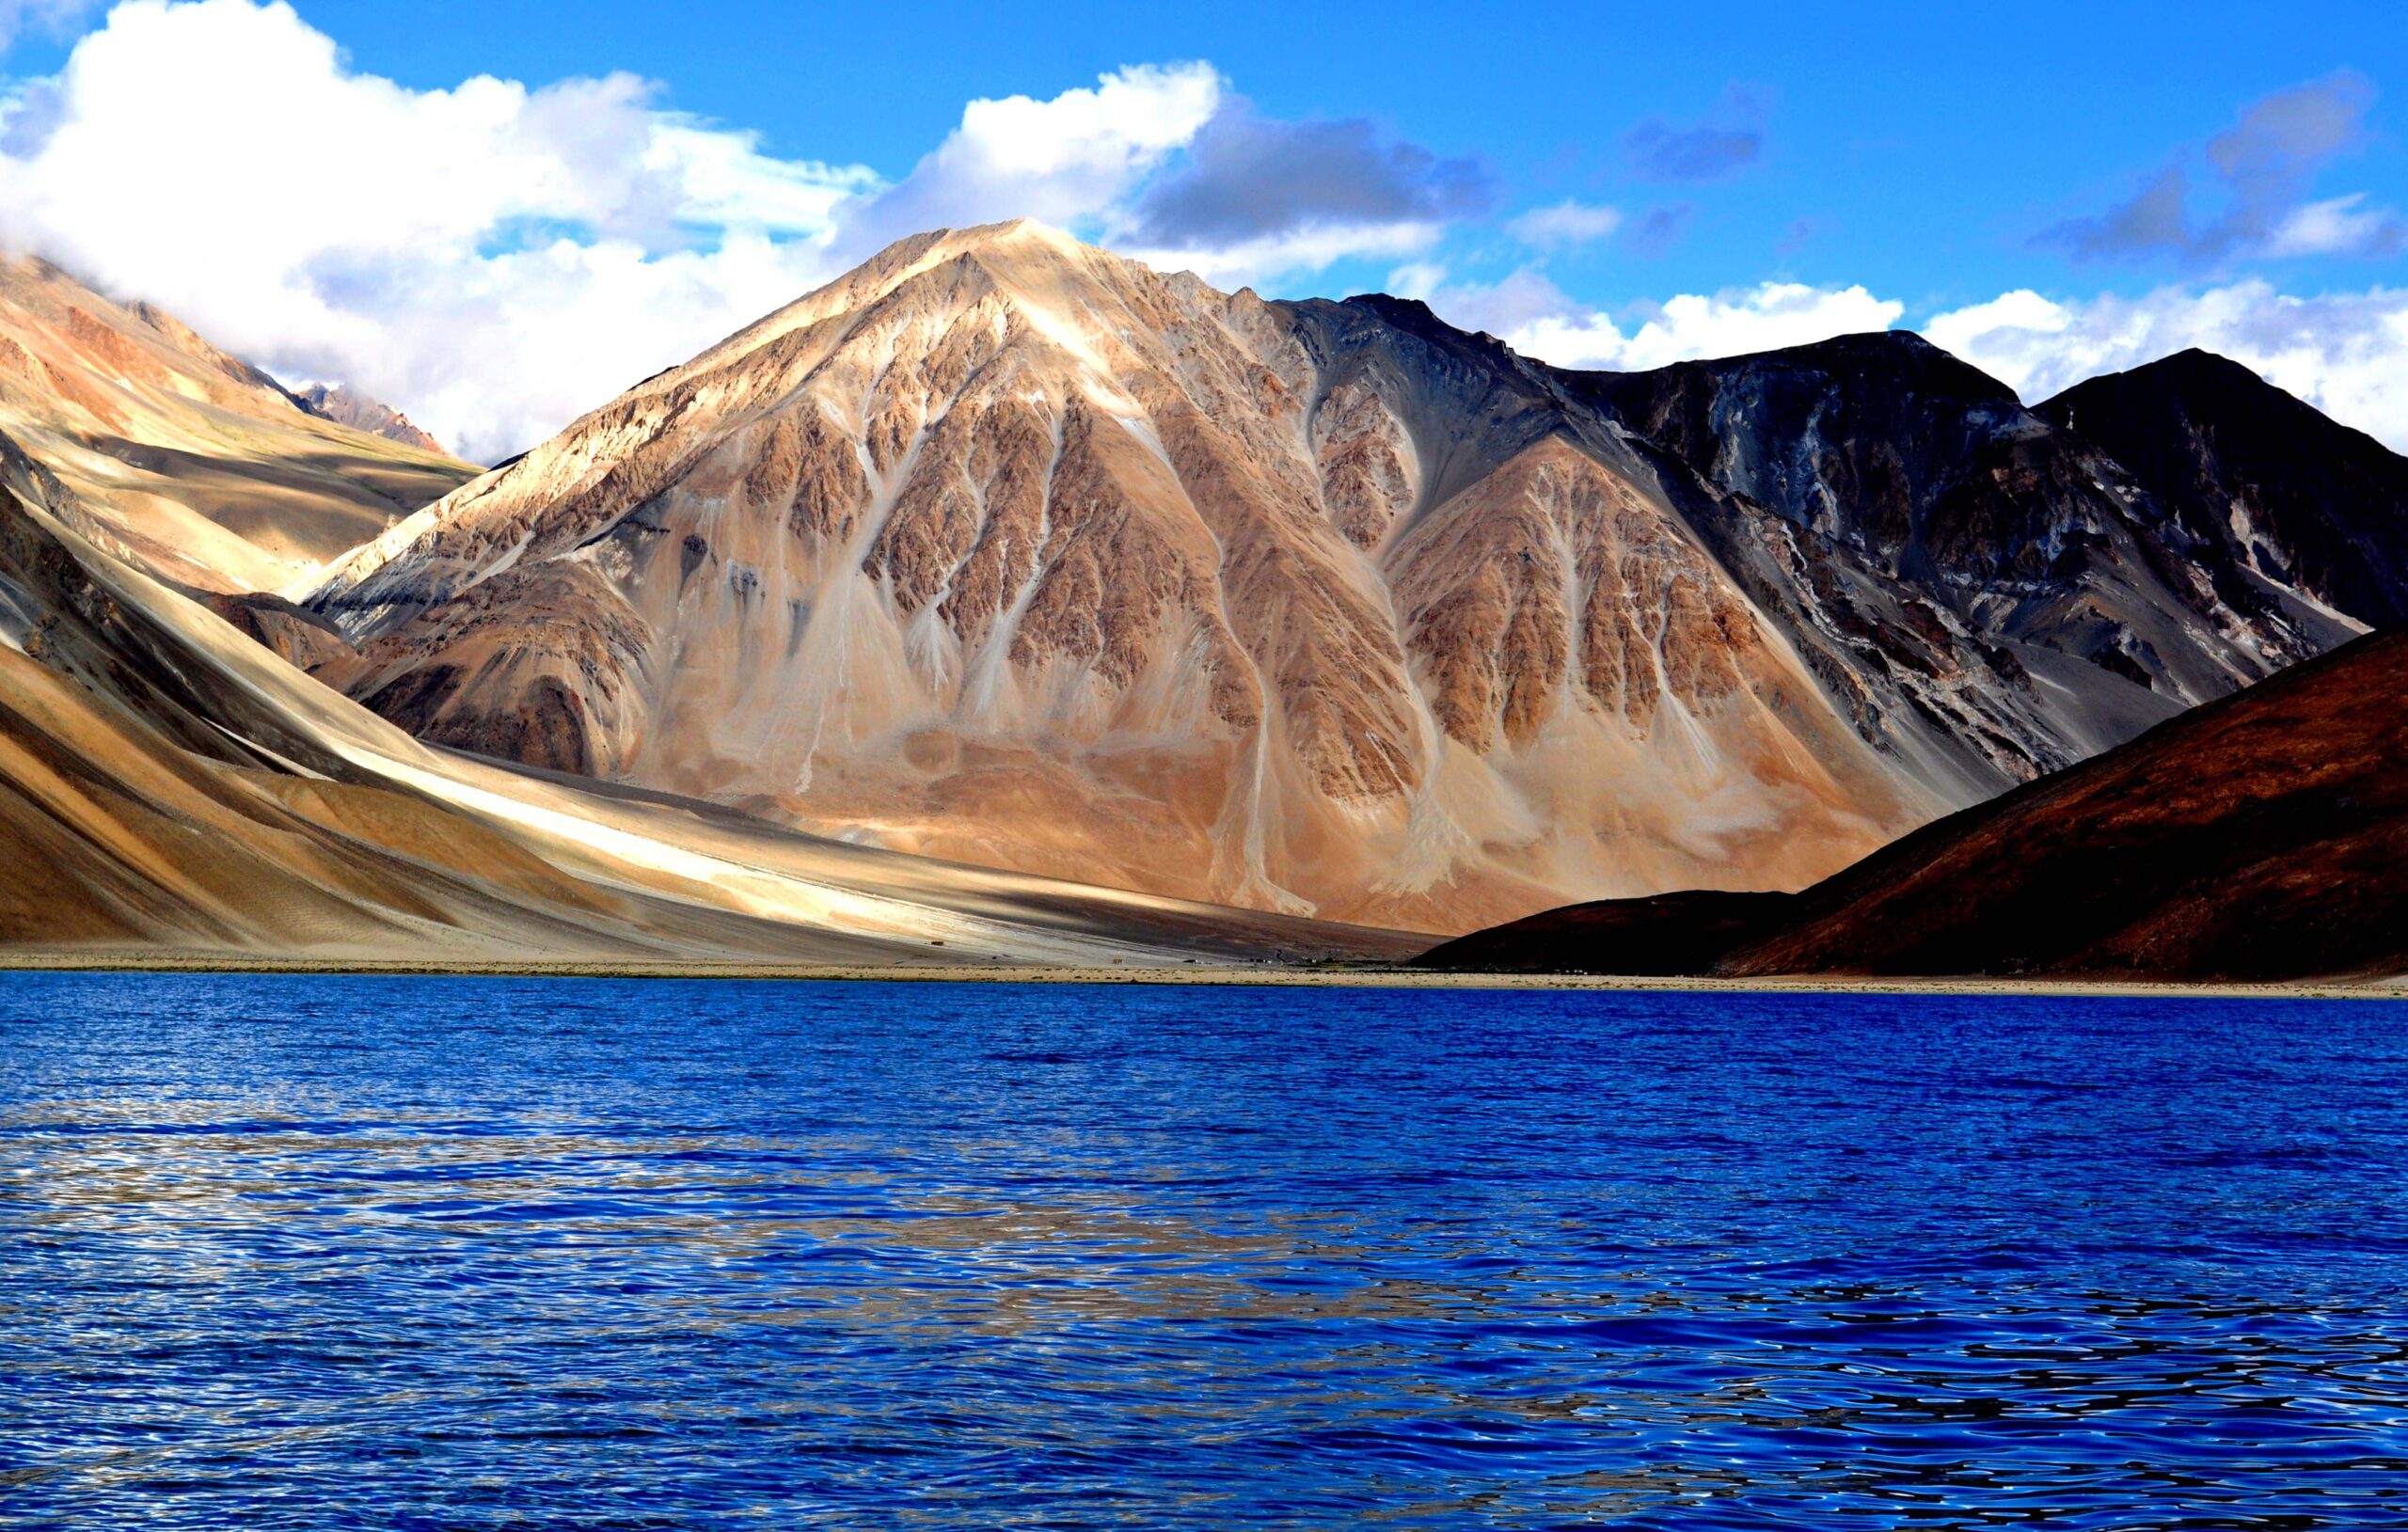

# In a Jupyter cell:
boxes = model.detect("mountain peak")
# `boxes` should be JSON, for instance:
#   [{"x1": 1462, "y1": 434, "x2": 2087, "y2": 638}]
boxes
[
  {"x1": 951, "y1": 215, "x2": 1082, "y2": 247},
  {"x1": 2036, "y1": 345, "x2": 2408, "y2": 627},
  {"x1": 293, "y1": 382, "x2": 450, "y2": 458}
]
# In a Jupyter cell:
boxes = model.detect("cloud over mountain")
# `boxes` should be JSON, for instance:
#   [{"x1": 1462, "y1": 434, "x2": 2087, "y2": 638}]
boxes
[
  {"x1": 0, "y1": 2, "x2": 1486, "y2": 461},
  {"x1": 0, "y1": 3, "x2": 2400, "y2": 468},
  {"x1": 1397, "y1": 261, "x2": 1902, "y2": 371},
  {"x1": 1120, "y1": 101, "x2": 1495, "y2": 273},
  {"x1": 1928, "y1": 280, "x2": 2408, "y2": 450}
]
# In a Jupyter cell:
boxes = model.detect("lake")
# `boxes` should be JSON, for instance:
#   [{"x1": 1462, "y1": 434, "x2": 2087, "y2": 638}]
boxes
[{"x1": 3, "y1": 973, "x2": 2405, "y2": 1528}]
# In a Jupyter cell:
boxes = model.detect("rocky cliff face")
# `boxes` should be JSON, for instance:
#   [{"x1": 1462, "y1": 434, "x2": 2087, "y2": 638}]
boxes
[
  {"x1": 294, "y1": 383, "x2": 450, "y2": 458},
  {"x1": 0, "y1": 256, "x2": 474, "y2": 591},
  {"x1": 1563, "y1": 333, "x2": 2364, "y2": 795},
  {"x1": 297, "y1": 222, "x2": 2402, "y2": 934}
]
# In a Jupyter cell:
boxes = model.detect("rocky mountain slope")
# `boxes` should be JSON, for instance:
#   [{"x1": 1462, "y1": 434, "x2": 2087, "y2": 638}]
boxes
[
  {"x1": 0, "y1": 255, "x2": 474, "y2": 592},
  {"x1": 1418, "y1": 630, "x2": 2408, "y2": 982},
  {"x1": 0, "y1": 421, "x2": 1409, "y2": 966},
  {"x1": 293, "y1": 383, "x2": 450, "y2": 457},
  {"x1": 296, "y1": 221, "x2": 2398, "y2": 934},
  {"x1": 1566, "y1": 330, "x2": 2364, "y2": 766}
]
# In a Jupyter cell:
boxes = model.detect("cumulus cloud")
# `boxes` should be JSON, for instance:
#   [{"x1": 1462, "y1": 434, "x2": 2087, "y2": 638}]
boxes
[
  {"x1": 1505, "y1": 199, "x2": 1621, "y2": 248},
  {"x1": 1927, "y1": 280, "x2": 2408, "y2": 450},
  {"x1": 1396, "y1": 262, "x2": 1903, "y2": 370},
  {"x1": 2048, "y1": 71, "x2": 2404, "y2": 265},
  {"x1": 1518, "y1": 282, "x2": 1902, "y2": 370},
  {"x1": 1387, "y1": 263, "x2": 1579, "y2": 338},
  {"x1": 846, "y1": 61, "x2": 1222, "y2": 257},
  {"x1": 0, "y1": 0, "x2": 897, "y2": 459},
  {"x1": 1622, "y1": 86, "x2": 1767, "y2": 182},
  {"x1": 0, "y1": 3, "x2": 1513, "y2": 457}
]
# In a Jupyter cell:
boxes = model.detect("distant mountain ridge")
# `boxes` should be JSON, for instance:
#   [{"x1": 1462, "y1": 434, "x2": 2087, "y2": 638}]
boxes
[
  {"x1": 0, "y1": 255, "x2": 473, "y2": 591},
  {"x1": 291, "y1": 221, "x2": 2406, "y2": 934},
  {"x1": 293, "y1": 383, "x2": 449, "y2": 457}
]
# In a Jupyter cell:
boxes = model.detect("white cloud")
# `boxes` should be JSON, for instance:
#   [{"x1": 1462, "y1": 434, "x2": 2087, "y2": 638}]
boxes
[
  {"x1": 848, "y1": 62, "x2": 1222, "y2": 255},
  {"x1": 0, "y1": 5, "x2": 1244, "y2": 461},
  {"x1": 31, "y1": 0, "x2": 2398, "y2": 495},
  {"x1": 2264, "y1": 194, "x2": 2406, "y2": 259},
  {"x1": 1386, "y1": 262, "x2": 1580, "y2": 337},
  {"x1": 1927, "y1": 279, "x2": 2408, "y2": 450},
  {"x1": 1410, "y1": 268, "x2": 1905, "y2": 371},
  {"x1": 1126, "y1": 218, "x2": 1444, "y2": 288},
  {"x1": 1506, "y1": 200, "x2": 1622, "y2": 248},
  {"x1": 0, "y1": 0, "x2": 886, "y2": 459}
]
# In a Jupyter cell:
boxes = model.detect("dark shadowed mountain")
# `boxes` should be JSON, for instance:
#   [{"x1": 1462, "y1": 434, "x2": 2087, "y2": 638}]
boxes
[
  {"x1": 1418, "y1": 631, "x2": 2408, "y2": 982},
  {"x1": 2036, "y1": 349, "x2": 2408, "y2": 629}
]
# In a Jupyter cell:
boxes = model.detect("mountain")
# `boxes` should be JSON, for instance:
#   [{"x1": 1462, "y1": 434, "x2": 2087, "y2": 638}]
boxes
[
  {"x1": 0, "y1": 419, "x2": 1411, "y2": 967},
  {"x1": 294, "y1": 383, "x2": 450, "y2": 457},
  {"x1": 299, "y1": 222, "x2": 1945, "y2": 932},
  {"x1": 1566, "y1": 331, "x2": 2356, "y2": 767},
  {"x1": 2036, "y1": 349, "x2": 2408, "y2": 629},
  {"x1": 0, "y1": 255, "x2": 474, "y2": 591},
  {"x1": 294, "y1": 221, "x2": 2401, "y2": 934},
  {"x1": 1418, "y1": 630, "x2": 2408, "y2": 982}
]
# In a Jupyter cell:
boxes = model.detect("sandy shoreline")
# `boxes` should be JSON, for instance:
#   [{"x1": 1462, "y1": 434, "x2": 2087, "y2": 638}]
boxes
[{"x1": 0, "y1": 949, "x2": 2397, "y2": 1001}]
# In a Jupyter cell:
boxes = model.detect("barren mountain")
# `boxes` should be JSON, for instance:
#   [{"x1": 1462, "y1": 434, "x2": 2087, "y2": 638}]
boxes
[
  {"x1": 294, "y1": 382, "x2": 450, "y2": 457},
  {"x1": 1418, "y1": 630, "x2": 2408, "y2": 982},
  {"x1": 2036, "y1": 349, "x2": 2408, "y2": 629},
  {"x1": 1564, "y1": 329, "x2": 2360, "y2": 777},
  {"x1": 0, "y1": 255, "x2": 473, "y2": 592},
  {"x1": 298, "y1": 222, "x2": 2398, "y2": 933},
  {"x1": 0, "y1": 422, "x2": 1406, "y2": 966},
  {"x1": 305, "y1": 222, "x2": 1950, "y2": 932}
]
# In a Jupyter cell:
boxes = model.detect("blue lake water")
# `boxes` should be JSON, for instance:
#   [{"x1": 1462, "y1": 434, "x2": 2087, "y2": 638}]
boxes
[{"x1": 3, "y1": 974, "x2": 2406, "y2": 1528}]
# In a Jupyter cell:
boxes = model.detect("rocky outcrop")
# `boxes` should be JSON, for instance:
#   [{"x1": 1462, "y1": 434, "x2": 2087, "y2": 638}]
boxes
[
  {"x1": 293, "y1": 383, "x2": 450, "y2": 457},
  {"x1": 1418, "y1": 631, "x2": 2408, "y2": 982},
  {"x1": 1563, "y1": 331, "x2": 2357, "y2": 791}
]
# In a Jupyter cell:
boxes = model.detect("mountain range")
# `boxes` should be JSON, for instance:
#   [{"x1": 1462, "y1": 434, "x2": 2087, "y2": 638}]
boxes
[
  {"x1": 0, "y1": 221, "x2": 2399, "y2": 973},
  {"x1": 295, "y1": 222, "x2": 2391, "y2": 934}
]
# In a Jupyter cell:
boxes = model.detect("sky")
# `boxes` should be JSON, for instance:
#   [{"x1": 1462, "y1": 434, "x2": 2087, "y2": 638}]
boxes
[{"x1": 0, "y1": 0, "x2": 2401, "y2": 461}]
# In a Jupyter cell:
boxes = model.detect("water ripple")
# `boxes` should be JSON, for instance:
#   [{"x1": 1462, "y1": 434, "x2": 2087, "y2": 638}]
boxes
[{"x1": 3, "y1": 975, "x2": 2407, "y2": 1527}]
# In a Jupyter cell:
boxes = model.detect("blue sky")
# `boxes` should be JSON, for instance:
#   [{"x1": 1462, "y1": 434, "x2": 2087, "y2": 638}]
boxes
[
  {"x1": 196, "y1": 0, "x2": 2408, "y2": 306},
  {"x1": 0, "y1": 0, "x2": 2401, "y2": 458}
]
